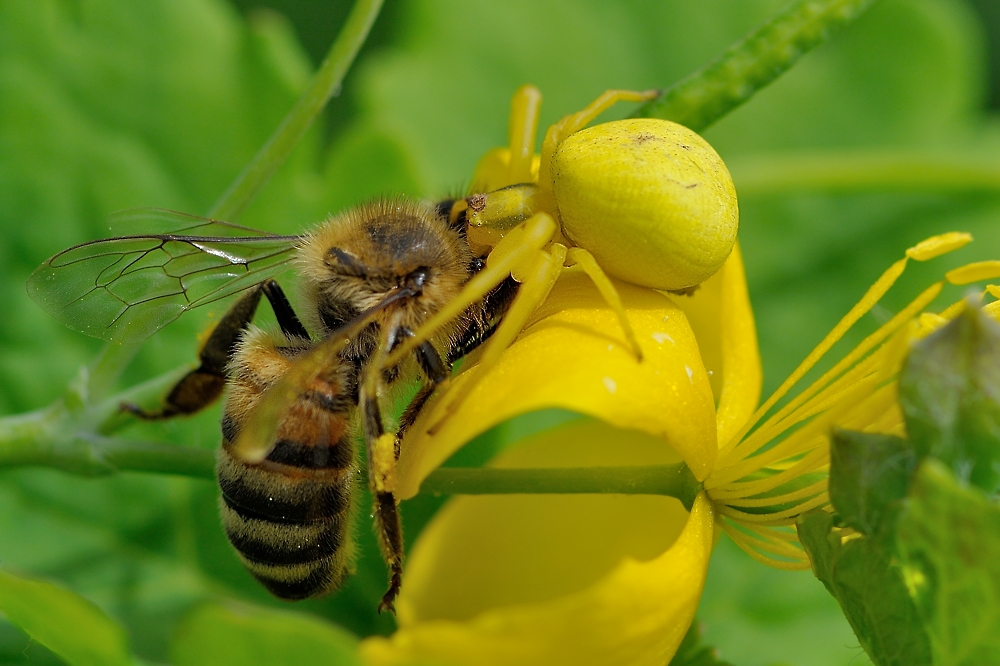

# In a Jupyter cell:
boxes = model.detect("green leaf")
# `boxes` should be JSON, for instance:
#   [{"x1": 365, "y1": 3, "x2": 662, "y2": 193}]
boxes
[
  {"x1": 0, "y1": 568, "x2": 131, "y2": 666},
  {"x1": 896, "y1": 459, "x2": 1000, "y2": 665},
  {"x1": 900, "y1": 302, "x2": 1000, "y2": 494},
  {"x1": 171, "y1": 602, "x2": 361, "y2": 666},
  {"x1": 828, "y1": 429, "x2": 919, "y2": 538},
  {"x1": 669, "y1": 619, "x2": 735, "y2": 666},
  {"x1": 797, "y1": 511, "x2": 932, "y2": 666}
]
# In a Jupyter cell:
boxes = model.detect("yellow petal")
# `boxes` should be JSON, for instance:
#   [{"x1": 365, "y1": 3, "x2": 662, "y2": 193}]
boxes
[
  {"x1": 398, "y1": 420, "x2": 686, "y2": 623},
  {"x1": 360, "y1": 491, "x2": 715, "y2": 666},
  {"x1": 396, "y1": 271, "x2": 719, "y2": 499},
  {"x1": 672, "y1": 244, "x2": 761, "y2": 447}
]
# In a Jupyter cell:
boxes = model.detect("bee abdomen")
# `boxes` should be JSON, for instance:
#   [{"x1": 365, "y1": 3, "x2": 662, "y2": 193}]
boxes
[
  {"x1": 265, "y1": 438, "x2": 355, "y2": 469},
  {"x1": 242, "y1": 559, "x2": 350, "y2": 601},
  {"x1": 218, "y1": 471, "x2": 349, "y2": 524},
  {"x1": 225, "y1": 508, "x2": 346, "y2": 565},
  {"x1": 217, "y1": 444, "x2": 355, "y2": 600}
]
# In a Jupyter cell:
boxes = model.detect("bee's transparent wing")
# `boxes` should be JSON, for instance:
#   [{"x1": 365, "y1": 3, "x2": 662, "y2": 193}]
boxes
[{"x1": 27, "y1": 208, "x2": 301, "y2": 344}]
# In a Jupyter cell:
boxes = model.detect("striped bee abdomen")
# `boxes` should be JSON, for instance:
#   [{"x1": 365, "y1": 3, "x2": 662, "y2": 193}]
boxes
[{"x1": 217, "y1": 329, "x2": 357, "y2": 600}]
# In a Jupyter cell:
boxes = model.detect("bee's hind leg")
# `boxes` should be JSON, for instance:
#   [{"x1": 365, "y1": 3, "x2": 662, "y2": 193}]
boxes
[{"x1": 123, "y1": 280, "x2": 308, "y2": 419}]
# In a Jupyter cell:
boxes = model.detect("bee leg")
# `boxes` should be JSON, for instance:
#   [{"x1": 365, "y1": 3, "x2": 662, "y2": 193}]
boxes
[
  {"x1": 393, "y1": 278, "x2": 519, "y2": 447},
  {"x1": 123, "y1": 280, "x2": 307, "y2": 419},
  {"x1": 261, "y1": 279, "x2": 310, "y2": 341},
  {"x1": 359, "y1": 317, "x2": 409, "y2": 614},
  {"x1": 396, "y1": 385, "x2": 434, "y2": 453}
]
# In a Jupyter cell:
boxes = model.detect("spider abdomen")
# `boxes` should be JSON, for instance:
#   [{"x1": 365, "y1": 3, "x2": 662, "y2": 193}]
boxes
[{"x1": 550, "y1": 118, "x2": 739, "y2": 291}]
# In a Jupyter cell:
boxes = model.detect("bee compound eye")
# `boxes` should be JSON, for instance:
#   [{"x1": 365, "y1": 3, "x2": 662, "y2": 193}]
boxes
[
  {"x1": 551, "y1": 118, "x2": 739, "y2": 291},
  {"x1": 325, "y1": 247, "x2": 367, "y2": 276}
]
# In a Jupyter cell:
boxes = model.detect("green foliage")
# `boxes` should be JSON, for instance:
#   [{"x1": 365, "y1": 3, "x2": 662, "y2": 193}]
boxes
[
  {"x1": 0, "y1": 569, "x2": 130, "y2": 666},
  {"x1": 172, "y1": 602, "x2": 362, "y2": 666},
  {"x1": 828, "y1": 430, "x2": 918, "y2": 538},
  {"x1": 801, "y1": 307, "x2": 1000, "y2": 666},
  {"x1": 799, "y1": 431, "x2": 932, "y2": 666},
  {"x1": 896, "y1": 460, "x2": 1000, "y2": 664},
  {"x1": 900, "y1": 303, "x2": 1000, "y2": 493}
]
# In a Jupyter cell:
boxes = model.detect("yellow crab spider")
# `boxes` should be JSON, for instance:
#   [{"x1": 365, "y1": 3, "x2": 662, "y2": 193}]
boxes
[{"x1": 384, "y1": 85, "x2": 739, "y2": 411}]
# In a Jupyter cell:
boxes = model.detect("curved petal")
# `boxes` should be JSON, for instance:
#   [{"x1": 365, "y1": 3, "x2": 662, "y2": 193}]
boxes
[
  {"x1": 715, "y1": 244, "x2": 762, "y2": 445},
  {"x1": 672, "y1": 244, "x2": 761, "y2": 447},
  {"x1": 398, "y1": 420, "x2": 686, "y2": 624},
  {"x1": 360, "y1": 492, "x2": 714, "y2": 666},
  {"x1": 396, "y1": 272, "x2": 719, "y2": 499}
]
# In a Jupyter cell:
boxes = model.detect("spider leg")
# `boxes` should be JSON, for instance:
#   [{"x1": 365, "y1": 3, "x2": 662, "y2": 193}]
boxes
[
  {"x1": 538, "y1": 89, "x2": 659, "y2": 189},
  {"x1": 360, "y1": 317, "x2": 406, "y2": 614},
  {"x1": 470, "y1": 85, "x2": 543, "y2": 193},
  {"x1": 565, "y1": 247, "x2": 643, "y2": 361},
  {"x1": 382, "y1": 212, "x2": 557, "y2": 371},
  {"x1": 122, "y1": 280, "x2": 307, "y2": 419},
  {"x1": 506, "y1": 84, "x2": 543, "y2": 185},
  {"x1": 427, "y1": 242, "x2": 568, "y2": 434}
]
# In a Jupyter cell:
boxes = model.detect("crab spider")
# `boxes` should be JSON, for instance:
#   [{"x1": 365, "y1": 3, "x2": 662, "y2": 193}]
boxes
[{"x1": 384, "y1": 85, "x2": 739, "y2": 420}]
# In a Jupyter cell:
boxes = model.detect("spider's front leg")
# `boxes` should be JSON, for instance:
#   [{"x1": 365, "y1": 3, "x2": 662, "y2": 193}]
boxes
[
  {"x1": 361, "y1": 315, "x2": 456, "y2": 614},
  {"x1": 360, "y1": 370, "x2": 404, "y2": 614},
  {"x1": 537, "y1": 88, "x2": 659, "y2": 190}
]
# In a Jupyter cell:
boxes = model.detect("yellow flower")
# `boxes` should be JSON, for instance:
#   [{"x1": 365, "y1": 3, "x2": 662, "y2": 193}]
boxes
[
  {"x1": 360, "y1": 241, "x2": 758, "y2": 665},
  {"x1": 357, "y1": 227, "x2": 999, "y2": 666}
]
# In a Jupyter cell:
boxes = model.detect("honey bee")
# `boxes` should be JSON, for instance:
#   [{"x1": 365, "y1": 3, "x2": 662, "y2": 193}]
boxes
[{"x1": 27, "y1": 200, "x2": 517, "y2": 612}]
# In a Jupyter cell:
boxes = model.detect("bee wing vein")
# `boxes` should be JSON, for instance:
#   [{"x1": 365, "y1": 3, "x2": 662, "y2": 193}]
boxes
[{"x1": 29, "y1": 230, "x2": 300, "y2": 344}]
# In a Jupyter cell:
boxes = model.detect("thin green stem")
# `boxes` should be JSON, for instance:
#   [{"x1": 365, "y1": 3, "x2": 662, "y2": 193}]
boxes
[
  {"x1": 0, "y1": 439, "x2": 701, "y2": 507},
  {"x1": 209, "y1": 0, "x2": 384, "y2": 221},
  {"x1": 82, "y1": 343, "x2": 141, "y2": 405},
  {"x1": 0, "y1": 408, "x2": 62, "y2": 470},
  {"x1": 420, "y1": 463, "x2": 702, "y2": 511},
  {"x1": 635, "y1": 0, "x2": 879, "y2": 132},
  {"x1": 729, "y1": 151, "x2": 1000, "y2": 196},
  {"x1": 98, "y1": 438, "x2": 216, "y2": 479}
]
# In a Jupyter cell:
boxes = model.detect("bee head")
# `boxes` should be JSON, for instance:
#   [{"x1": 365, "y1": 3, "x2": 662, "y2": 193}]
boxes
[{"x1": 297, "y1": 198, "x2": 474, "y2": 337}]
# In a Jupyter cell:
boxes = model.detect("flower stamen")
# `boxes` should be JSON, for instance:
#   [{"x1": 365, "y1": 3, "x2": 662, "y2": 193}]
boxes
[{"x1": 708, "y1": 232, "x2": 983, "y2": 569}]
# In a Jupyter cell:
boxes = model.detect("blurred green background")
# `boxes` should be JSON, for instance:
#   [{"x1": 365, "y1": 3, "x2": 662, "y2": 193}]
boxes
[{"x1": 2, "y1": 0, "x2": 1000, "y2": 663}]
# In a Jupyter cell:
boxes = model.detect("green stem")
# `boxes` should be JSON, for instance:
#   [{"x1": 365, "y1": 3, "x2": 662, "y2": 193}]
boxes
[
  {"x1": 75, "y1": 343, "x2": 142, "y2": 407},
  {"x1": 98, "y1": 439, "x2": 216, "y2": 479},
  {"x1": 635, "y1": 0, "x2": 879, "y2": 131},
  {"x1": 209, "y1": 0, "x2": 384, "y2": 221},
  {"x1": 0, "y1": 422, "x2": 701, "y2": 507},
  {"x1": 0, "y1": 408, "x2": 62, "y2": 470},
  {"x1": 730, "y1": 151, "x2": 1000, "y2": 196},
  {"x1": 420, "y1": 463, "x2": 702, "y2": 511}
]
